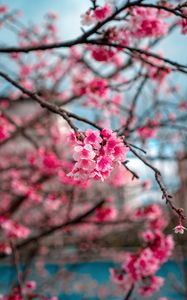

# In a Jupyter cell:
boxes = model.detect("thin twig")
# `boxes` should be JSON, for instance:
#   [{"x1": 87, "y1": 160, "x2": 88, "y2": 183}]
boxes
[{"x1": 123, "y1": 138, "x2": 185, "y2": 220}]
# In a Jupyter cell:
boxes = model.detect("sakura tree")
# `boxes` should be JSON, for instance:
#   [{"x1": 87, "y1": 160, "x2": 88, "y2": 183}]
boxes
[{"x1": 0, "y1": 0, "x2": 187, "y2": 299}]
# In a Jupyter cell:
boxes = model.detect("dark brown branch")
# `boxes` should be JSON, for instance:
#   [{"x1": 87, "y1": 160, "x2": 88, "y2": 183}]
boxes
[
  {"x1": 123, "y1": 284, "x2": 134, "y2": 300},
  {"x1": 139, "y1": 3, "x2": 187, "y2": 20},
  {"x1": 123, "y1": 161, "x2": 139, "y2": 180}
]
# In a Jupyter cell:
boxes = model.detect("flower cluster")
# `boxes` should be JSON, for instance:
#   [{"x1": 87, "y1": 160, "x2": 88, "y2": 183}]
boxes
[
  {"x1": 0, "y1": 216, "x2": 30, "y2": 239},
  {"x1": 137, "y1": 119, "x2": 159, "y2": 141},
  {"x1": 110, "y1": 204, "x2": 174, "y2": 297},
  {"x1": 69, "y1": 129, "x2": 128, "y2": 181},
  {"x1": 73, "y1": 77, "x2": 109, "y2": 108},
  {"x1": 90, "y1": 45, "x2": 116, "y2": 62},
  {"x1": 0, "y1": 114, "x2": 13, "y2": 141},
  {"x1": 81, "y1": 4, "x2": 112, "y2": 26},
  {"x1": 130, "y1": 7, "x2": 169, "y2": 38},
  {"x1": 95, "y1": 205, "x2": 117, "y2": 222},
  {"x1": 179, "y1": 9, "x2": 187, "y2": 34},
  {"x1": 105, "y1": 27, "x2": 129, "y2": 47},
  {"x1": 28, "y1": 147, "x2": 59, "y2": 175},
  {"x1": 173, "y1": 223, "x2": 187, "y2": 234}
]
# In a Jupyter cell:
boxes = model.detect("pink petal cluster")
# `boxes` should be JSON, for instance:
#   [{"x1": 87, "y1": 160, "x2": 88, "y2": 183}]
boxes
[
  {"x1": 91, "y1": 45, "x2": 115, "y2": 62},
  {"x1": 0, "y1": 114, "x2": 13, "y2": 141},
  {"x1": 108, "y1": 165, "x2": 135, "y2": 187},
  {"x1": 0, "y1": 217, "x2": 30, "y2": 239},
  {"x1": 179, "y1": 9, "x2": 187, "y2": 34},
  {"x1": 130, "y1": 7, "x2": 169, "y2": 38},
  {"x1": 89, "y1": 26, "x2": 129, "y2": 62},
  {"x1": 173, "y1": 223, "x2": 187, "y2": 234},
  {"x1": 131, "y1": 203, "x2": 163, "y2": 221},
  {"x1": 138, "y1": 276, "x2": 164, "y2": 297},
  {"x1": 95, "y1": 205, "x2": 117, "y2": 222},
  {"x1": 81, "y1": 10, "x2": 95, "y2": 26},
  {"x1": 0, "y1": 243, "x2": 12, "y2": 255},
  {"x1": 110, "y1": 204, "x2": 174, "y2": 297},
  {"x1": 25, "y1": 281, "x2": 36, "y2": 291},
  {"x1": 180, "y1": 19, "x2": 187, "y2": 34},
  {"x1": 85, "y1": 78, "x2": 109, "y2": 108},
  {"x1": 89, "y1": 26, "x2": 129, "y2": 63},
  {"x1": 87, "y1": 78, "x2": 109, "y2": 98},
  {"x1": 137, "y1": 117, "x2": 161, "y2": 140},
  {"x1": 69, "y1": 129, "x2": 128, "y2": 181},
  {"x1": 81, "y1": 4, "x2": 112, "y2": 26},
  {"x1": 106, "y1": 27, "x2": 129, "y2": 47},
  {"x1": 28, "y1": 147, "x2": 59, "y2": 175},
  {"x1": 93, "y1": 4, "x2": 112, "y2": 21}
]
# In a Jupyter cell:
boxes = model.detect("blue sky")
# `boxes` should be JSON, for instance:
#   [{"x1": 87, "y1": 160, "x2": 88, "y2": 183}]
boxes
[{"x1": 0, "y1": 0, "x2": 89, "y2": 40}]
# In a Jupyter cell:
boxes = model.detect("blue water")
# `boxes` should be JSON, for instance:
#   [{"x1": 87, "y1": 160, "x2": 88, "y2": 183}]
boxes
[{"x1": 0, "y1": 261, "x2": 186, "y2": 299}]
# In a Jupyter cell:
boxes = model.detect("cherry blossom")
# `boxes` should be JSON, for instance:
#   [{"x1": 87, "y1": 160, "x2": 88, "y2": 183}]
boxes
[
  {"x1": 173, "y1": 223, "x2": 187, "y2": 234},
  {"x1": 69, "y1": 129, "x2": 128, "y2": 181},
  {"x1": 130, "y1": 7, "x2": 169, "y2": 38}
]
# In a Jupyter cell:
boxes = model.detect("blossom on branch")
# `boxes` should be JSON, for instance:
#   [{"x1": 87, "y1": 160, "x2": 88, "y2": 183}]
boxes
[
  {"x1": 68, "y1": 129, "x2": 128, "y2": 181},
  {"x1": 173, "y1": 223, "x2": 187, "y2": 234}
]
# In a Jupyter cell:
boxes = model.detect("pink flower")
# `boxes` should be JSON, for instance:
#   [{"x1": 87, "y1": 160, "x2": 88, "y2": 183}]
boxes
[
  {"x1": 0, "y1": 243, "x2": 12, "y2": 255},
  {"x1": 21, "y1": 80, "x2": 33, "y2": 91},
  {"x1": 0, "y1": 6, "x2": 7, "y2": 14},
  {"x1": 95, "y1": 206, "x2": 117, "y2": 222},
  {"x1": 81, "y1": 10, "x2": 95, "y2": 26},
  {"x1": 112, "y1": 204, "x2": 174, "y2": 297},
  {"x1": 1, "y1": 220, "x2": 30, "y2": 239},
  {"x1": 73, "y1": 144, "x2": 96, "y2": 161},
  {"x1": 81, "y1": 4, "x2": 112, "y2": 26},
  {"x1": 87, "y1": 78, "x2": 108, "y2": 98},
  {"x1": 130, "y1": 7, "x2": 168, "y2": 38},
  {"x1": 91, "y1": 46, "x2": 115, "y2": 62},
  {"x1": 137, "y1": 123, "x2": 157, "y2": 140},
  {"x1": 180, "y1": 19, "x2": 187, "y2": 34},
  {"x1": 132, "y1": 204, "x2": 162, "y2": 221},
  {"x1": 20, "y1": 65, "x2": 32, "y2": 77},
  {"x1": 136, "y1": 248, "x2": 160, "y2": 276},
  {"x1": 179, "y1": 9, "x2": 187, "y2": 34},
  {"x1": 25, "y1": 281, "x2": 36, "y2": 290},
  {"x1": 139, "y1": 276, "x2": 164, "y2": 297},
  {"x1": 96, "y1": 156, "x2": 112, "y2": 172},
  {"x1": 110, "y1": 268, "x2": 124, "y2": 284},
  {"x1": 76, "y1": 158, "x2": 96, "y2": 171},
  {"x1": 173, "y1": 224, "x2": 187, "y2": 234},
  {"x1": 84, "y1": 129, "x2": 102, "y2": 148},
  {"x1": 141, "y1": 230, "x2": 155, "y2": 242},
  {"x1": 108, "y1": 165, "x2": 133, "y2": 187},
  {"x1": 94, "y1": 4, "x2": 112, "y2": 21},
  {"x1": 107, "y1": 27, "x2": 129, "y2": 47},
  {"x1": 69, "y1": 129, "x2": 128, "y2": 181},
  {"x1": 0, "y1": 125, "x2": 8, "y2": 141},
  {"x1": 0, "y1": 115, "x2": 13, "y2": 141}
]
